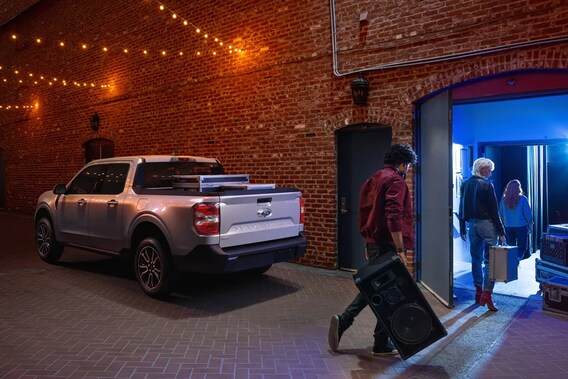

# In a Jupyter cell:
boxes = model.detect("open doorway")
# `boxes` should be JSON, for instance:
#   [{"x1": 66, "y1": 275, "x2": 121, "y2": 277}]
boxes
[
  {"x1": 416, "y1": 71, "x2": 568, "y2": 307},
  {"x1": 452, "y1": 92, "x2": 568, "y2": 299}
]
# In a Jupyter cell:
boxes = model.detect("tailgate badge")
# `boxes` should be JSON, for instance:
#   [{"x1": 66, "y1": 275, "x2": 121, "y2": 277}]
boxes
[{"x1": 257, "y1": 208, "x2": 272, "y2": 218}]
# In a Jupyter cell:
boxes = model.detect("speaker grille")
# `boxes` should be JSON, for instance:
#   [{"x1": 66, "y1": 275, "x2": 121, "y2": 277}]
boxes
[{"x1": 391, "y1": 303, "x2": 432, "y2": 344}]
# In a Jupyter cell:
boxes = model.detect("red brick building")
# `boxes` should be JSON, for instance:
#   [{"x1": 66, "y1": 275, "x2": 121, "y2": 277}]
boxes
[{"x1": 1, "y1": 0, "x2": 567, "y2": 276}]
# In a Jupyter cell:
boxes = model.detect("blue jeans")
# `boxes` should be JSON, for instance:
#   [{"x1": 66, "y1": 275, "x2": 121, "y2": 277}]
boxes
[
  {"x1": 504, "y1": 226, "x2": 529, "y2": 260},
  {"x1": 467, "y1": 219, "x2": 498, "y2": 292}
]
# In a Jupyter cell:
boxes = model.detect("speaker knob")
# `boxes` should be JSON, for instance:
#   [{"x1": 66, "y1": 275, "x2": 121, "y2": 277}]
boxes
[{"x1": 382, "y1": 285, "x2": 404, "y2": 304}]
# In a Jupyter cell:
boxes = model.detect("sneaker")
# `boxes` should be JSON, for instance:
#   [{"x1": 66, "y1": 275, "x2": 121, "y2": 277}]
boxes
[
  {"x1": 328, "y1": 315, "x2": 347, "y2": 352},
  {"x1": 372, "y1": 340, "x2": 399, "y2": 356}
]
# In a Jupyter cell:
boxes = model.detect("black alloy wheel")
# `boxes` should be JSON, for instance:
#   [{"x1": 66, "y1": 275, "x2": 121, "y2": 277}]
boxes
[
  {"x1": 35, "y1": 217, "x2": 64, "y2": 263},
  {"x1": 134, "y1": 237, "x2": 173, "y2": 298}
]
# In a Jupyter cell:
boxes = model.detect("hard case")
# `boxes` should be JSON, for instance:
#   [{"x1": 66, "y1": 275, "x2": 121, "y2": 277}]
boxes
[
  {"x1": 172, "y1": 174, "x2": 249, "y2": 191},
  {"x1": 540, "y1": 233, "x2": 568, "y2": 267},
  {"x1": 489, "y1": 245, "x2": 518, "y2": 282},
  {"x1": 541, "y1": 276, "x2": 568, "y2": 317},
  {"x1": 535, "y1": 258, "x2": 568, "y2": 284}
]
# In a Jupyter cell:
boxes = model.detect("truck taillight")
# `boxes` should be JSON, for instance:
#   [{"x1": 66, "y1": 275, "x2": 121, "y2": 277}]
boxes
[
  {"x1": 299, "y1": 197, "x2": 305, "y2": 224},
  {"x1": 194, "y1": 203, "x2": 220, "y2": 235}
]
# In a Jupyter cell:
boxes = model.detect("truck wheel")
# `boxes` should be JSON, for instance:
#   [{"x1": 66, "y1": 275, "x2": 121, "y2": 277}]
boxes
[
  {"x1": 35, "y1": 217, "x2": 64, "y2": 263},
  {"x1": 134, "y1": 237, "x2": 173, "y2": 298}
]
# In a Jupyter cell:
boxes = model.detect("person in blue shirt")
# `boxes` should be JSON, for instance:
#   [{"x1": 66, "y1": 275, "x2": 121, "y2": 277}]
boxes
[{"x1": 499, "y1": 179, "x2": 533, "y2": 261}]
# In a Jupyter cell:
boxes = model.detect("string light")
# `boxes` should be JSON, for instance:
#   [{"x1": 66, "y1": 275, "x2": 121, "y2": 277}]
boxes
[
  {"x1": 0, "y1": 103, "x2": 38, "y2": 110},
  {"x1": 0, "y1": 64, "x2": 110, "y2": 89},
  {"x1": 5, "y1": 16, "x2": 243, "y2": 62},
  {"x1": 151, "y1": 1, "x2": 244, "y2": 54},
  {"x1": 0, "y1": 1, "x2": 246, "y2": 100}
]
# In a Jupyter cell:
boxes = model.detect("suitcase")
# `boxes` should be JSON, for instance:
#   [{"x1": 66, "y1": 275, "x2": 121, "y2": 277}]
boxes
[
  {"x1": 540, "y1": 233, "x2": 568, "y2": 267},
  {"x1": 541, "y1": 276, "x2": 568, "y2": 317},
  {"x1": 548, "y1": 223, "x2": 568, "y2": 235},
  {"x1": 535, "y1": 258, "x2": 568, "y2": 284},
  {"x1": 489, "y1": 245, "x2": 518, "y2": 282},
  {"x1": 353, "y1": 253, "x2": 447, "y2": 360}
]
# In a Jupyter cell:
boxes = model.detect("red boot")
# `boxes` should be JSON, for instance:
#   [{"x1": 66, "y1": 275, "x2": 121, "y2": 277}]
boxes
[
  {"x1": 480, "y1": 291, "x2": 498, "y2": 311},
  {"x1": 475, "y1": 286, "x2": 482, "y2": 304}
]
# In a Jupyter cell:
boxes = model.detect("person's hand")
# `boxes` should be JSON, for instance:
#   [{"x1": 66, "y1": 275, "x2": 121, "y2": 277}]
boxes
[
  {"x1": 398, "y1": 251, "x2": 407, "y2": 266},
  {"x1": 460, "y1": 233, "x2": 467, "y2": 242}
]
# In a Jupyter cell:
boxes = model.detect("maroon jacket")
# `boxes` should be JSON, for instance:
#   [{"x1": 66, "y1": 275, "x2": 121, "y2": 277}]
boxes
[{"x1": 358, "y1": 165, "x2": 414, "y2": 249}]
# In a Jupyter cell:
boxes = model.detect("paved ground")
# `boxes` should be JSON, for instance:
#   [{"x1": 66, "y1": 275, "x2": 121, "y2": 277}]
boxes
[{"x1": 1, "y1": 210, "x2": 568, "y2": 378}]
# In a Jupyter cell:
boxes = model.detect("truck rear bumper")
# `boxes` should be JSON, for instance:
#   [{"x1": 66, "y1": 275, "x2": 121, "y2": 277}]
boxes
[{"x1": 172, "y1": 234, "x2": 307, "y2": 273}]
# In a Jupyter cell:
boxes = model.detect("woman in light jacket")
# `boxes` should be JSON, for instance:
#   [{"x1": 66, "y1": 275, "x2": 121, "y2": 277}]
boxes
[{"x1": 499, "y1": 179, "x2": 533, "y2": 261}]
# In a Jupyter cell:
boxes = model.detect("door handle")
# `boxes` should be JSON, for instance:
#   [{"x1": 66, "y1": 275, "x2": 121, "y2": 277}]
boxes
[
  {"x1": 77, "y1": 198, "x2": 87, "y2": 206},
  {"x1": 107, "y1": 199, "x2": 118, "y2": 208},
  {"x1": 340, "y1": 197, "x2": 348, "y2": 214}
]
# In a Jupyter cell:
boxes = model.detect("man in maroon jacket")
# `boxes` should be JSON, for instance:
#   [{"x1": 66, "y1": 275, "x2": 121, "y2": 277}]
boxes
[{"x1": 328, "y1": 143, "x2": 417, "y2": 356}]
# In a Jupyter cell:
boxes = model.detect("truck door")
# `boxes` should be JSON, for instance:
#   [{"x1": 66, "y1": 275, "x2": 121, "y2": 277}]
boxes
[
  {"x1": 88, "y1": 163, "x2": 130, "y2": 252},
  {"x1": 56, "y1": 164, "x2": 105, "y2": 245}
]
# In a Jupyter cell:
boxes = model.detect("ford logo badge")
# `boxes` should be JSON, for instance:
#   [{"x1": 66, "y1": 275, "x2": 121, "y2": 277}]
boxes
[{"x1": 257, "y1": 208, "x2": 272, "y2": 218}]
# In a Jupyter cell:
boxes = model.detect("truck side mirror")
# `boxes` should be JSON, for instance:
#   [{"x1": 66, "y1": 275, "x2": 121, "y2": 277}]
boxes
[{"x1": 53, "y1": 184, "x2": 67, "y2": 195}]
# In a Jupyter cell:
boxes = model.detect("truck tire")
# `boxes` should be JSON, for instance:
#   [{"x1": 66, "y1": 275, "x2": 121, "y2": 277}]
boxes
[
  {"x1": 134, "y1": 237, "x2": 173, "y2": 298},
  {"x1": 35, "y1": 217, "x2": 64, "y2": 263}
]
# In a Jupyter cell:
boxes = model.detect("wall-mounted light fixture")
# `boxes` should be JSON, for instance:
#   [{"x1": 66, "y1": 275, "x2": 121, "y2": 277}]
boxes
[
  {"x1": 351, "y1": 75, "x2": 370, "y2": 106},
  {"x1": 90, "y1": 112, "x2": 100, "y2": 131}
]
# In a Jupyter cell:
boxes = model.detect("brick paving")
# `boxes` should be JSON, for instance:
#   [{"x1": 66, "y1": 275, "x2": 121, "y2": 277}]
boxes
[{"x1": 1, "y1": 211, "x2": 568, "y2": 378}]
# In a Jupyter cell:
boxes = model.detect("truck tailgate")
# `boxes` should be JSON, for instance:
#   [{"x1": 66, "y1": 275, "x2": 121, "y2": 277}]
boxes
[{"x1": 218, "y1": 190, "x2": 303, "y2": 248}]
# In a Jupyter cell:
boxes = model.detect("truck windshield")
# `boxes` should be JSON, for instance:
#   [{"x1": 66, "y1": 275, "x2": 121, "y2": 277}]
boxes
[{"x1": 136, "y1": 161, "x2": 225, "y2": 189}]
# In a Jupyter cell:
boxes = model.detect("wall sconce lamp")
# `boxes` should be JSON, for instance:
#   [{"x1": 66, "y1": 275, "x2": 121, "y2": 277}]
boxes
[
  {"x1": 90, "y1": 112, "x2": 100, "y2": 131},
  {"x1": 351, "y1": 74, "x2": 370, "y2": 106}
]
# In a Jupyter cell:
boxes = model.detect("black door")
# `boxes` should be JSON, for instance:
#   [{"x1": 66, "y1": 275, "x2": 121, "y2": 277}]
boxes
[
  {"x1": 85, "y1": 138, "x2": 114, "y2": 163},
  {"x1": 336, "y1": 124, "x2": 392, "y2": 270}
]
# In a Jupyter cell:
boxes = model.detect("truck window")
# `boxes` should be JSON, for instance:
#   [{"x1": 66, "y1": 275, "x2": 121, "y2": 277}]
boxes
[
  {"x1": 67, "y1": 165, "x2": 105, "y2": 194},
  {"x1": 135, "y1": 161, "x2": 224, "y2": 189},
  {"x1": 98, "y1": 164, "x2": 130, "y2": 194}
]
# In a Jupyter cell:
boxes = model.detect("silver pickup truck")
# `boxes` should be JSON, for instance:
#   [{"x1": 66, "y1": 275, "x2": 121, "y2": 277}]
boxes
[{"x1": 34, "y1": 155, "x2": 307, "y2": 298}]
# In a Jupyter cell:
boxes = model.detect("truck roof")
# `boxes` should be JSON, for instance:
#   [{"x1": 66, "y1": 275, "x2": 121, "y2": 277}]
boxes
[{"x1": 87, "y1": 155, "x2": 219, "y2": 164}]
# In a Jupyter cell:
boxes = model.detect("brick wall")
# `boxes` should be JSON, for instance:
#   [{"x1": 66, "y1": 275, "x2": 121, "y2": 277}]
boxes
[{"x1": 0, "y1": 0, "x2": 566, "y2": 270}]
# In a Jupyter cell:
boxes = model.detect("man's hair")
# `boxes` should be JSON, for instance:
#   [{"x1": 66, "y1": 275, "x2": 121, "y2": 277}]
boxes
[
  {"x1": 384, "y1": 143, "x2": 417, "y2": 165},
  {"x1": 472, "y1": 158, "x2": 494, "y2": 176}
]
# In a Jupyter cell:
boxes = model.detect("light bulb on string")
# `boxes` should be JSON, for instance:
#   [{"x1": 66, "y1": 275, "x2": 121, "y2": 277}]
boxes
[
  {"x1": 0, "y1": 65, "x2": 110, "y2": 90},
  {"x1": 150, "y1": 1, "x2": 243, "y2": 55}
]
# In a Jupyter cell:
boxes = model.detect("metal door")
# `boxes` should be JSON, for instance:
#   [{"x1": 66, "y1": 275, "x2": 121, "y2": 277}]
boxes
[
  {"x1": 337, "y1": 124, "x2": 392, "y2": 270},
  {"x1": 417, "y1": 90, "x2": 453, "y2": 307}
]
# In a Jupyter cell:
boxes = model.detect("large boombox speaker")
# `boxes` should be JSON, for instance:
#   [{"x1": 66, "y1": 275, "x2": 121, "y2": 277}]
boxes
[{"x1": 353, "y1": 253, "x2": 447, "y2": 360}]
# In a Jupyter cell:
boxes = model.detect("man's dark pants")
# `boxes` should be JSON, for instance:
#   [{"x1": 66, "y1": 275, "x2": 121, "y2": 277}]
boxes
[{"x1": 340, "y1": 243, "x2": 396, "y2": 348}]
